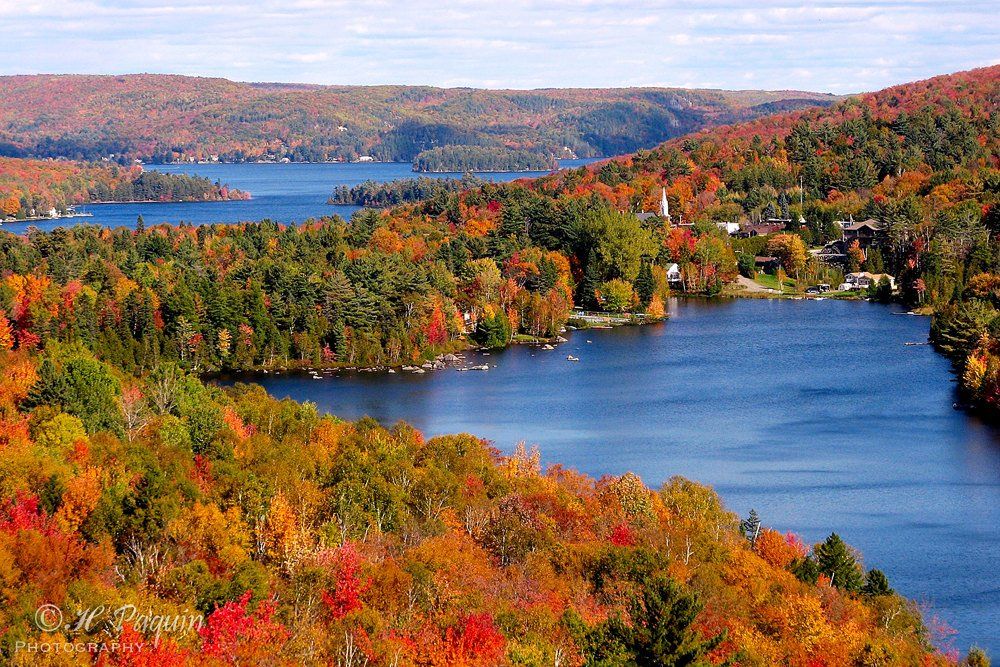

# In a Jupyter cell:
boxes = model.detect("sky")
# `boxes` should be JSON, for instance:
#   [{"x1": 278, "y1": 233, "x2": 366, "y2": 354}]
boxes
[{"x1": 2, "y1": 0, "x2": 997, "y2": 94}]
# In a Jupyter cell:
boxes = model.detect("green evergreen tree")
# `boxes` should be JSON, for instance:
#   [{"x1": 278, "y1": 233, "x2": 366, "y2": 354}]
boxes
[
  {"x1": 814, "y1": 533, "x2": 865, "y2": 592},
  {"x1": 579, "y1": 248, "x2": 601, "y2": 310},
  {"x1": 862, "y1": 569, "x2": 894, "y2": 597},
  {"x1": 473, "y1": 310, "x2": 512, "y2": 349},
  {"x1": 740, "y1": 508, "x2": 762, "y2": 546},
  {"x1": 634, "y1": 260, "x2": 655, "y2": 310},
  {"x1": 611, "y1": 575, "x2": 726, "y2": 666},
  {"x1": 962, "y1": 647, "x2": 991, "y2": 667},
  {"x1": 791, "y1": 555, "x2": 820, "y2": 584}
]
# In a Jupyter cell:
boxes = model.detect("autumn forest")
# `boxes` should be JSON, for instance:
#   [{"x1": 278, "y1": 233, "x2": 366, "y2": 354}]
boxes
[{"x1": 0, "y1": 58, "x2": 997, "y2": 666}]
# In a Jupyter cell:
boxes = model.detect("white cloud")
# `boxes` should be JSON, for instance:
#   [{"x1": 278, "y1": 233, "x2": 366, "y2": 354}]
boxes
[{"x1": 0, "y1": 0, "x2": 996, "y2": 93}]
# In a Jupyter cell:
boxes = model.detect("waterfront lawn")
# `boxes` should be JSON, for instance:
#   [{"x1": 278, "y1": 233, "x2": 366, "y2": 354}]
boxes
[{"x1": 754, "y1": 273, "x2": 796, "y2": 292}]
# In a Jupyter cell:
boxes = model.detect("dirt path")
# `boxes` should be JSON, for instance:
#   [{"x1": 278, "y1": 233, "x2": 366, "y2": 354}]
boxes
[{"x1": 734, "y1": 275, "x2": 776, "y2": 293}]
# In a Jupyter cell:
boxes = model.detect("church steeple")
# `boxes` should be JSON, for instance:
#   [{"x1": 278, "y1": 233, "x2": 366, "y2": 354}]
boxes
[{"x1": 660, "y1": 188, "x2": 672, "y2": 223}]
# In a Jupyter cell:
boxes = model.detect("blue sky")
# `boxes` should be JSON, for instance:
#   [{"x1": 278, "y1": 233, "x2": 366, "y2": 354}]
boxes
[{"x1": 2, "y1": 1, "x2": 997, "y2": 94}]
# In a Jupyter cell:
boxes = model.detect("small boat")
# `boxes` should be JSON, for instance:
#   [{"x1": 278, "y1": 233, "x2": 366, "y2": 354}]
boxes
[{"x1": 566, "y1": 355, "x2": 580, "y2": 362}]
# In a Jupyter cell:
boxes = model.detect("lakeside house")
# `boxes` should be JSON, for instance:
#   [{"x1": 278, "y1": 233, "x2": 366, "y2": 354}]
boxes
[
  {"x1": 815, "y1": 239, "x2": 847, "y2": 264},
  {"x1": 838, "y1": 272, "x2": 895, "y2": 291},
  {"x1": 738, "y1": 221, "x2": 786, "y2": 238},
  {"x1": 665, "y1": 263, "x2": 682, "y2": 285},
  {"x1": 841, "y1": 218, "x2": 884, "y2": 251}
]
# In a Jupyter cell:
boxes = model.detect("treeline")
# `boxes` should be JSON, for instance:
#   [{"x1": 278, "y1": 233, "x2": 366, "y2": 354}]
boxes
[
  {"x1": 0, "y1": 158, "x2": 247, "y2": 219},
  {"x1": 328, "y1": 175, "x2": 484, "y2": 207},
  {"x1": 412, "y1": 146, "x2": 558, "y2": 173}
]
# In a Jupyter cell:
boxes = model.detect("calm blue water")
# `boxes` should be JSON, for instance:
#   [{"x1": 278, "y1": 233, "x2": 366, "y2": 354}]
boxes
[
  {"x1": 0, "y1": 160, "x2": 595, "y2": 233},
  {"x1": 235, "y1": 298, "x2": 1000, "y2": 654}
]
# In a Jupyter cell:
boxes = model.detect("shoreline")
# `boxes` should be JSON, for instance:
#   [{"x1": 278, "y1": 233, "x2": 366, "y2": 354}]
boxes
[
  {"x1": 209, "y1": 312, "x2": 666, "y2": 380},
  {"x1": 84, "y1": 196, "x2": 251, "y2": 205},
  {"x1": 1, "y1": 212, "x2": 93, "y2": 223}
]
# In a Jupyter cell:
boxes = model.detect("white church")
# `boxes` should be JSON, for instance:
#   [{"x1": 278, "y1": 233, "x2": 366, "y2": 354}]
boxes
[{"x1": 637, "y1": 188, "x2": 674, "y2": 225}]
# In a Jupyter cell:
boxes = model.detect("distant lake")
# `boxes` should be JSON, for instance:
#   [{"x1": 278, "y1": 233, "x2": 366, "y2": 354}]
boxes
[
  {"x1": 231, "y1": 298, "x2": 1000, "y2": 654},
  {"x1": 0, "y1": 160, "x2": 597, "y2": 233}
]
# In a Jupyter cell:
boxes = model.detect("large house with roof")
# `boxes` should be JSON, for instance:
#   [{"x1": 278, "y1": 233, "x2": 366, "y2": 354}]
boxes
[
  {"x1": 840, "y1": 218, "x2": 884, "y2": 251},
  {"x1": 838, "y1": 272, "x2": 895, "y2": 291}
]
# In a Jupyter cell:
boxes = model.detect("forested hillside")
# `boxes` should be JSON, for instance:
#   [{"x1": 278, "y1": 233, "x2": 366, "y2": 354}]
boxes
[
  {"x1": 0, "y1": 158, "x2": 248, "y2": 219},
  {"x1": 0, "y1": 344, "x2": 953, "y2": 664},
  {"x1": 0, "y1": 74, "x2": 836, "y2": 164}
]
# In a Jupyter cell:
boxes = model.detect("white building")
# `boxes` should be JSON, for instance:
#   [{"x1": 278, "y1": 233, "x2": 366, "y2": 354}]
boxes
[
  {"x1": 660, "y1": 188, "x2": 672, "y2": 224},
  {"x1": 838, "y1": 272, "x2": 895, "y2": 291}
]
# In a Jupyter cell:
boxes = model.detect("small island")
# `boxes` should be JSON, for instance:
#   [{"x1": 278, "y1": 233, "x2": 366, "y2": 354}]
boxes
[
  {"x1": 328, "y1": 174, "x2": 484, "y2": 207},
  {"x1": 412, "y1": 145, "x2": 557, "y2": 173}
]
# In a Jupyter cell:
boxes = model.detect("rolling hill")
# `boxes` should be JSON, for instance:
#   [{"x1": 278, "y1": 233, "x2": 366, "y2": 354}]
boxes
[{"x1": 0, "y1": 74, "x2": 837, "y2": 164}]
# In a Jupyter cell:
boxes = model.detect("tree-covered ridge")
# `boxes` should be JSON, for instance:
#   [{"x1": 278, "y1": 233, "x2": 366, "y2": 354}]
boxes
[
  {"x1": 515, "y1": 65, "x2": 997, "y2": 295},
  {"x1": 0, "y1": 342, "x2": 953, "y2": 664},
  {"x1": 412, "y1": 147, "x2": 557, "y2": 173},
  {"x1": 0, "y1": 158, "x2": 248, "y2": 219},
  {"x1": 0, "y1": 213, "x2": 584, "y2": 372},
  {"x1": 529, "y1": 64, "x2": 997, "y2": 242},
  {"x1": 329, "y1": 175, "x2": 485, "y2": 207},
  {"x1": 0, "y1": 74, "x2": 837, "y2": 163}
]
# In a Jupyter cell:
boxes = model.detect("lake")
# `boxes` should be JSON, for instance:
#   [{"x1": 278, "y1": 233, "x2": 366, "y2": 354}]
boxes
[
  {"x1": 233, "y1": 298, "x2": 1000, "y2": 654},
  {"x1": 0, "y1": 160, "x2": 596, "y2": 233}
]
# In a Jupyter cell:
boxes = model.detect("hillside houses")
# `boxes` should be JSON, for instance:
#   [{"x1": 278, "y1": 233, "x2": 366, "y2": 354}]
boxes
[{"x1": 840, "y1": 218, "x2": 884, "y2": 251}]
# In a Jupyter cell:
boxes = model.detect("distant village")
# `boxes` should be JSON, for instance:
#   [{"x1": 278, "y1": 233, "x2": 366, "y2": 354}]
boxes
[{"x1": 638, "y1": 189, "x2": 895, "y2": 296}]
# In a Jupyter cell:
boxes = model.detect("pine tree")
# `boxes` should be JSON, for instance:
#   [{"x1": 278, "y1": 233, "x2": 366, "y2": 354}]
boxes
[
  {"x1": 634, "y1": 260, "x2": 655, "y2": 310},
  {"x1": 613, "y1": 575, "x2": 726, "y2": 666},
  {"x1": 579, "y1": 248, "x2": 601, "y2": 310},
  {"x1": 740, "y1": 509, "x2": 762, "y2": 546},
  {"x1": 862, "y1": 569, "x2": 893, "y2": 597},
  {"x1": 962, "y1": 647, "x2": 992, "y2": 667},
  {"x1": 815, "y1": 533, "x2": 865, "y2": 592}
]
